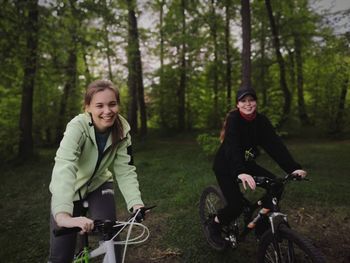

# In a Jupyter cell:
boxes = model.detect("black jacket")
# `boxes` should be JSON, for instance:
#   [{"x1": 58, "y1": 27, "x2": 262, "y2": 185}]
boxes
[{"x1": 213, "y1": 110, "x2": 301, "y2": 177}]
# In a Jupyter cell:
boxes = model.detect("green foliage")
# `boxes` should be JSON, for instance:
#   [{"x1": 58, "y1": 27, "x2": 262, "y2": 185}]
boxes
[
  {"x1": 196, "y1": 132, "x2": 220, "y2": 156},
  {"x1": 1, "y1": 0, "x2": 350, "y2": 159},
  {"x1": 0, "y1": 87, "x2": 21, "y2": 161}
]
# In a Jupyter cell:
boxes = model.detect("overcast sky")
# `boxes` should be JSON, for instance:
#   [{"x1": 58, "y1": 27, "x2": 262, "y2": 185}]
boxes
[
  {"x1": 311, "y1": 0, "x2": 350, "y2": 34},
  {"x1": 313, "y1": 0, "x2": 350, "y2": 12}
]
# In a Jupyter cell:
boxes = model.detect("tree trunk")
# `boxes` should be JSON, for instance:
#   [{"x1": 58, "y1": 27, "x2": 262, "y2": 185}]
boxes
[
  {"x1": 104, "y1": 23, "x2": 114, "y2": 83},
  {"x1": 178, "y1": 0, "x2": 186, "y2": 130},
  {"x1": 56, "y1": 46, "x2": 78, "y2": 143},
  {"x1": 210, "y1": 0, "x2": 219, "y2": 126},
  {"x1": 265, "y1": 0, "x2": 291, "y2": 124},
  {"x1": 333, "y1": 77, "x2": 349, "y2": 134},
  {"x1": 259, "y1": 17, "x2": 267, "y2": 107},
  {"x1": 241, "y1": 0, "x2": 251, "y2": 88},
  {"x1": 82, "y1": 49, "x2": 92, "y2": 85},
  {"x1": 294, "y1": 33, "x2": 310, "y2": 126},
  {"x1": 56, "y1": 0, "x2": 79, "y2": 143},
  {"x1": 126, "y1": 0, "x2": 147, "y2": 135},
  {"x1": 225, "y1": 0, "x2": 232, "y2": 110},
  {"x1": 126, "y1": 0, "x2": 138, "y2": 133},
  {"x1": 18, "y1": 0, "x2": 39, "y2": 159},
  {"x1": 159, "y1": 0, "x2": 166, "y2": 127}
]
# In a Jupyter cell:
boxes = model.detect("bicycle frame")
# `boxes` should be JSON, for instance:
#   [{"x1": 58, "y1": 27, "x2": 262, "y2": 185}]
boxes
[
  {"x1": 73, "y1": 219, "x2": 150, "y2": 263},
  {"x1": 230, "y1": 175, "x2": 299, "y2": 244},
  {"x1": 54, "y1": 208, "x2": 152, "y2": 263}
]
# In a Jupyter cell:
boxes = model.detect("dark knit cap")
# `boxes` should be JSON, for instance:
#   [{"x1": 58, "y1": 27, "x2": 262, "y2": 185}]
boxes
[{"x1": 236, "y1": 87, "x2": 257, "y2": 101}]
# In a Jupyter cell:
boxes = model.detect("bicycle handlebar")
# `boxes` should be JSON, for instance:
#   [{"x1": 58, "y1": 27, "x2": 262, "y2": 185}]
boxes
[
  {"x1": 237, "y1": 173, "x2": 309, "y2": 187},
  {"x1": 53, "y1": 205, "x2": 156, "y2": 237}
]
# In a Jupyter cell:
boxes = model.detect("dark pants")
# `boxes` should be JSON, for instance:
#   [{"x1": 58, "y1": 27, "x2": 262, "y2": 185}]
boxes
[
  {"x1": 48, "y1": 182, "x2": 116, "y2": 263},
  {"x1": 215, "y1": 162, "x2": 281, "y2": 226}
]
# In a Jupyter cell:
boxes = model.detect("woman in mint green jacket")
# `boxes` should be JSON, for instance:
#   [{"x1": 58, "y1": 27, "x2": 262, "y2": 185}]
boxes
[{"x1": 48, "y1": 80, "x2": 144, "y2": 262}]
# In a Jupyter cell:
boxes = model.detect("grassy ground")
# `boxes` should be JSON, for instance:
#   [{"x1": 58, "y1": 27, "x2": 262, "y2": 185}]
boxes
[{"x1": 0, "y1": 133, "x2": 349, "y2": 262}]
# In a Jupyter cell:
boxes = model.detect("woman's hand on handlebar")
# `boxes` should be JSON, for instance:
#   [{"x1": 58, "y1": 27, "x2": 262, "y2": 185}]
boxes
[
  {"x1": 291, "y1": 169, "x2": 307, "y2": 178},
  {"x1": 238, "y1": 173, "x2": 256, "y2": 191},
  {"x1": 130, "y1": 205, "x2": 157, "y2": 223},
  {"x1": 55, "y1": 212, "x2": 94, "y2": 233}
]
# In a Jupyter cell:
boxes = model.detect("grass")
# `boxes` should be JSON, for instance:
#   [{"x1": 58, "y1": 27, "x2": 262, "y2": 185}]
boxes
[{"x1": 0, "y1": 133, "x2": 349, "y2": 262}]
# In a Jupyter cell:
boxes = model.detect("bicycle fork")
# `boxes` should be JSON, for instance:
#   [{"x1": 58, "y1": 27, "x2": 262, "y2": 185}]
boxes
[
  {"x1": 267, "y1": 212, "x2": 289, "y2": 263},
  {"x1": 89, "y1": 240, "x2": 117, "y2": 263}
]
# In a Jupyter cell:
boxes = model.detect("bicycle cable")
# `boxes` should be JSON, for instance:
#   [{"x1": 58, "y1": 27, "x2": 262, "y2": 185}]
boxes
[{"x1": 111, "y1": 210, "x2": 150, "y2": 263}]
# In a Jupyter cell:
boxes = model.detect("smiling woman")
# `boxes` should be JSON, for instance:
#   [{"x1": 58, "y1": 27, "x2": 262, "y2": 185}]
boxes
[
  {"x1": 48, "y1": 79, "x2": 146, "y2": 263},
  {"x1": 85, "y1": 84, "x2": 119, "y2": 133},
  {"x1": 206, "y1": 86, "x2": 307, "y2": 250}
]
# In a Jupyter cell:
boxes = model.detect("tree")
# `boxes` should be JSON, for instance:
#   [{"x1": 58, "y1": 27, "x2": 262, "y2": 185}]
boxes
[
  {"x1": 265, "y1": 0, "x2": 291, "y2": 124},
  {"x1": 287, "y1": 0, "x2": 311, "y2": 125},
  {"x1": 18, "y1": 0, "x2": 39, "y2": 159},
  {"x1": 241, "y1": 0, "x2": 251, "y2": 89},
  {"x1": 55, "y1": 0, "x2": 80, "y2": 143},
  {"x1": 126, "y1": 0, "x2": 147, "y2": 135},
  {"x1": 224, "y1": 0, "x2": 233, "y2": 110},
  {"x1": 177, "y1": 0, "x2": 187, "y2": 130}
]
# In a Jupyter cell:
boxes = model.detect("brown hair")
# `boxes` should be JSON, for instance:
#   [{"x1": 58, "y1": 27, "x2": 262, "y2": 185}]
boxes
[
  {"x1": 219, "y1": 109, "x2": 236, "y2": 142},
  {"x1": 84, "y1": 79, "x2": 124, "y2": 145}
]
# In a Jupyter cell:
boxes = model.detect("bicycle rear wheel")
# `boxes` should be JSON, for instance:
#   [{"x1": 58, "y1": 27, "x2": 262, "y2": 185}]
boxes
[
  {"x1": 257, "y1": 224, "x2": 326, "y2": 263},
  {"x1": 199, "y1": 185, "x2": 227, "y2": 225},
  {"x1": 199, "y1": 185, "x2": 227, "y2": 250}
]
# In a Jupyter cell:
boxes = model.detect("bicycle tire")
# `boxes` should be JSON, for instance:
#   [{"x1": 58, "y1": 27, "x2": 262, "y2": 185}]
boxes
[
  {"x1": 199, "y1": 185, "x2": 227, "y2": 225},
  {"x1": 198, "y1": 185, "x2": 228, "y2": 250},
  {"x1": 257, "y1": 224, "x2": 326, "y2": 263}
]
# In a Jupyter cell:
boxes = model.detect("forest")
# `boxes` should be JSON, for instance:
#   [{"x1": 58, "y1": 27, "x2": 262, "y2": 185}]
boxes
[
  {"x1": 0, "y1": 0, "x2": 349, "y2": 161},
  {"x1": 1, "y1": 1, "x2": 350, "y2": 262}
]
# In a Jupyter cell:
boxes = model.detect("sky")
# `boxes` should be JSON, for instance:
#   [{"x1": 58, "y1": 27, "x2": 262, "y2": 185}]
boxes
[
  {"x1": 313, "y1": 0, "x2": 350, "y2": 12},
  {"x1": 311, "y1": 0, "x2": 350, "y2": 34}
]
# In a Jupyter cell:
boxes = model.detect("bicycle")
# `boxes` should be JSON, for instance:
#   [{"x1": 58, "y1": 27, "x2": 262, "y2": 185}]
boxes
[
  {"x1": 53, "y1": 205, "x2": 156, "y2": 263},
  {"x1": 199, "y1": 174, "x2": 326, "y2": 263}
]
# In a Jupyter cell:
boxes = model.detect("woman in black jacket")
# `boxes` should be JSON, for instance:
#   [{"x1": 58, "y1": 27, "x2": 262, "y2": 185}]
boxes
[{"x1": 206, "y1": 87, "x2": 307, "y2": 250}]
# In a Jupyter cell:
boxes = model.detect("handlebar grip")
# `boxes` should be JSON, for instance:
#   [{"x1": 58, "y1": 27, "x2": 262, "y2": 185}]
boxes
[{"x1": 53, "y1": 226, "x2": 81, "y2": 237}]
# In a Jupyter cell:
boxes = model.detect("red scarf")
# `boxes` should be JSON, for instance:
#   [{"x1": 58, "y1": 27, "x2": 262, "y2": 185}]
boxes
[{"x1": 239, "y1": 110, "x2": 257, "y2": 121}]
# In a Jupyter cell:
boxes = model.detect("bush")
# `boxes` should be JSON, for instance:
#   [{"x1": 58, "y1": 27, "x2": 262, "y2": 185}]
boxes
[{"x1": 196, "y1": 133, "x2": 220, "y2": 157}]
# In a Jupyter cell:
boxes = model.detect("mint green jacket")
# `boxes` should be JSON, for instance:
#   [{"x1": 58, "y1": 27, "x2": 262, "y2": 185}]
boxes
[{"x1": 49, "y1": 113, "x2": 143, "y2": 217}]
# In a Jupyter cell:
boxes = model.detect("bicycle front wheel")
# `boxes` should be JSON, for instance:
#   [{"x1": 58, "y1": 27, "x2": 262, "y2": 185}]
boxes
[{"x1": 257, "y1": 224, "x2": 326, "y2": 263}]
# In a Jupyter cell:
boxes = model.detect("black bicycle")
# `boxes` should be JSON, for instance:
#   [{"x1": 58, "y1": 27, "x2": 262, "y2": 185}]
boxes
[{"x1": 199, "y1": 174, "x2": 326, "y2": 263}]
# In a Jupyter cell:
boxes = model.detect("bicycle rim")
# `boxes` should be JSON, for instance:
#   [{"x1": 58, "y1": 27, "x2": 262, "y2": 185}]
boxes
[
  {"x1": 199, "y1": 185, "x2": 226, "y2": 225},
  {"x1": 257, "y1": 225, "x2": 326, "y2": 263}
]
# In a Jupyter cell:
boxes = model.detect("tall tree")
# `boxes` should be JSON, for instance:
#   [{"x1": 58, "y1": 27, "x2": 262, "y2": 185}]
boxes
[
  {"x1": 241, "y1": 0, "x2": 251, "y2": 88},
  {"x1": 177, "y1": 0, "x2": 186, "y2": 130},
  {"x1": 332, "y1": 35, "x2": 350, "y2": 134},
  {"x1": 294, "y1": 32, "x2": 310, "y2": 125},
  {"x1": 224, "y1": 0, "x2": 232, "y2": 110},
  {"x1": 206, "y1": 0, "x2": 220, "y2": 126},
  {"x1": 265, "y1": 0, "x2": 291, "y2": 123},
  {"x1": 252, "y1": 0, "x2": 269, "y2": 107},
  {"x1": 55, "y1": 0, "x2": 80, "y2": 143},
  {"x1": 126, "y1": 0, "x2": 147, "y2": 135},
  {"x1": 290, "y1": 0, "x2": 310, "y2": 126},
  {"x1": 158, "y1": 0, "x2": 166, "y2": 127},
  {"x1": 18, "y1": 0, "x2": 39, "y2": 159}
]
